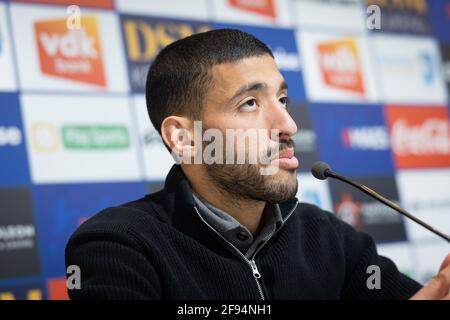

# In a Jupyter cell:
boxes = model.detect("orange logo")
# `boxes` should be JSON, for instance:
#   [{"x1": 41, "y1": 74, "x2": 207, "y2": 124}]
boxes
[
  {"x1": 34, "y1": 16, "x2": 106, "y2": 87},
  {"x1": 317, "y1": 38, "x2": 365, "y2": 95},
  {"x1": 386, "y1": 106, "x2": 450, "y2": 169},
  {"x1": 228, "y1": 0, "x2": 276, "y2": 19}
]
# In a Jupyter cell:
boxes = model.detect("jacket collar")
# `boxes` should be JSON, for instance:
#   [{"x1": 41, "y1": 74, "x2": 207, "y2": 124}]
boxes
[{"x1": 157, "y1": 165, "x2": 298, "y2": 250}]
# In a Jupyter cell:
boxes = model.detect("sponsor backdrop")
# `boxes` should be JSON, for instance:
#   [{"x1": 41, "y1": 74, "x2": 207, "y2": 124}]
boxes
[{"x1": 0, "y1": 0, "x2": 449, "y2": 299}]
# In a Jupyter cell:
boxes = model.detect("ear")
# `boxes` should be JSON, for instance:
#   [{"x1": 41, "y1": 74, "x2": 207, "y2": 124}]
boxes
[{"x1": 161, "y1": 116, "x2": 195, "y2": 160}]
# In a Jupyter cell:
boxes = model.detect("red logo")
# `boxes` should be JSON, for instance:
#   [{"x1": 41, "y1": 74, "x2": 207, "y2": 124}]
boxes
[
  {"x1": 228, "y1": 0, "x2": 277, "y2": 19},
  {"x1": 47, "y1": 278, "x2": 69, "y2": 300},
  {"x1": 385, "y1": 106, "x2": 450, "y2": 169}
]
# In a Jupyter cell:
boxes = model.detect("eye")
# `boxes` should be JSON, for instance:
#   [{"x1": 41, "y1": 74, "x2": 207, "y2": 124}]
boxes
[
  {"x1": 279, "y1": 96, "x2": 289, "y2": 109},
  {"x1": 238, "y1": 99, "x2": 258, "y2": 112}
]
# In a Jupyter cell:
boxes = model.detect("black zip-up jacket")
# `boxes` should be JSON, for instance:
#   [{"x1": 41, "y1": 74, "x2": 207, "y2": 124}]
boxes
[{"x1": 65, "y1": 165, "x2": 422, "y2": 299}]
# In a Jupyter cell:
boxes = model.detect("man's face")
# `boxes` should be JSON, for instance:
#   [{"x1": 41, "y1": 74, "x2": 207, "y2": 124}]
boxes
[{"x1": 199, "y1": 54, "x2": 299, "y2": 204}]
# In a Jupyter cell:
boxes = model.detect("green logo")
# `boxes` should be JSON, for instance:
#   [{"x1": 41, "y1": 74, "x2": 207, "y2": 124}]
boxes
[{"x1": 62, "y1": 125, "x2": 130, "y2": 150}]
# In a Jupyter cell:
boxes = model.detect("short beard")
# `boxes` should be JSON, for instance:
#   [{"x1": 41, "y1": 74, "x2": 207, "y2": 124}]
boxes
[
  {"x1": 203, "y1": 137, "x2": 298, "y2": 205},
  {"x1": 205, "y1": 163, "x2": 298, "y2": 205}
]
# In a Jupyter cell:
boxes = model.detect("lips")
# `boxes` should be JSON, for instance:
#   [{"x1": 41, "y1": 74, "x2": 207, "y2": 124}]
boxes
[
  {"x1": 278, "y1": 148, "x2": 295, "y2": 159},
  {"x1": 272, "y1": 148, "x2": 299, "y2": 170}
]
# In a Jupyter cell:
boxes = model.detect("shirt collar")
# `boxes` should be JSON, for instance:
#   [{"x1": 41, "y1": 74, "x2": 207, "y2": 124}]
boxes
[
  {"x1": 154, "y1": 165, "x2": 298, "y2": 255},
  {"x1": 192, "y1": 192, "x2": 284, "y2": 257}
]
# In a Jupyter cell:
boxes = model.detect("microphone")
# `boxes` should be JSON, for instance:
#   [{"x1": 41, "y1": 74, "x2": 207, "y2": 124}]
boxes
[{"x1": 311, "y1": 161, "x2": 450, "y2": 243}]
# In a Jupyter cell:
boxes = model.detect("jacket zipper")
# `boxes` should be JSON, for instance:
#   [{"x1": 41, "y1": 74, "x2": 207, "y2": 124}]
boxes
[{"x1": 193, "y1": 200, "x2": 299, "y2": 300}]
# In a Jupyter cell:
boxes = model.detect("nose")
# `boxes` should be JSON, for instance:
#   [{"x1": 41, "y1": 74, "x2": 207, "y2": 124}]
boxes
[{"x1": 269, "y1": 103, "x2": 298, "y2": 141}]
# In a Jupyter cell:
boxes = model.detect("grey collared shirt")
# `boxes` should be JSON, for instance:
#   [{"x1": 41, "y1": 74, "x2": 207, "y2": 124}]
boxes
[{"x1": 192, "y1": 193, "x2": 284, "y2": 259}]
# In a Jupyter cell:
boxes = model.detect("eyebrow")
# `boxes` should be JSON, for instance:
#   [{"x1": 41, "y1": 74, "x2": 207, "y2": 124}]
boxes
[{"x1": 228, "y1": 81, "x2": 288, "y2": 103}]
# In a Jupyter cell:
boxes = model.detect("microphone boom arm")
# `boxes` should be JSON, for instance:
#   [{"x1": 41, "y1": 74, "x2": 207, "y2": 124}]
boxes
[{"x1": 325, "y1": 169, "x2": 450, "y2": 243}]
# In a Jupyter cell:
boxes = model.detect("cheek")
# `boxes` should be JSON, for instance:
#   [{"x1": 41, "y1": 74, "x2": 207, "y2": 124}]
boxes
[
  {"x1": 225, "y1": 108, "x2": 269, "y2": 127},
  {"x1": 204, "y1": 114, "x2": 274, "y2": 155}
]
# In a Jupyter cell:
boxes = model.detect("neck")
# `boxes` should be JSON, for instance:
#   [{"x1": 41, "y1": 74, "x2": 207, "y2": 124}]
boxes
[{"x1": 182, "y1": 165, "x2": 265, "y2": 234}]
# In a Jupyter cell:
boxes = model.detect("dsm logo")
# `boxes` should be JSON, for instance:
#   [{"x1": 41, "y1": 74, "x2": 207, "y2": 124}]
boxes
[{"x1": 121, "y1": 14, "x2": 210, "y2": 92}]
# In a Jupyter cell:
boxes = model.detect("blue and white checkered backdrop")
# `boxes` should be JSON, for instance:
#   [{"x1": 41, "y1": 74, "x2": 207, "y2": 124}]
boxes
[{"x1": 0, "y1": 0, "x2": 449, "y2": 299}]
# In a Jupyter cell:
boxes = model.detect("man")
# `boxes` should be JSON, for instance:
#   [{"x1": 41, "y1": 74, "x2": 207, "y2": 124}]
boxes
[{"x1": 65, "y1": 29, "x2": 450, "y2": 300}]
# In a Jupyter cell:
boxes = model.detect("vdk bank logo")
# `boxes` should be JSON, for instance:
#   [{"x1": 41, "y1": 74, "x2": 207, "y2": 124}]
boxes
[
  {"x1": 31, "y1": 123, "x2": 130, "y2": 153},
  {"x1": 34, "y1": 16, "x2": 106, "y2": 87},
  {"x1": 317, "y1": 38, "x2": 365, "y2": 95}
]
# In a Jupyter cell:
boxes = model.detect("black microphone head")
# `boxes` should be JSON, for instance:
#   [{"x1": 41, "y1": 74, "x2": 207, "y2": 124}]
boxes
[{"x1": 311, "y1": 161, "x2": 331, "y2": 180}]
